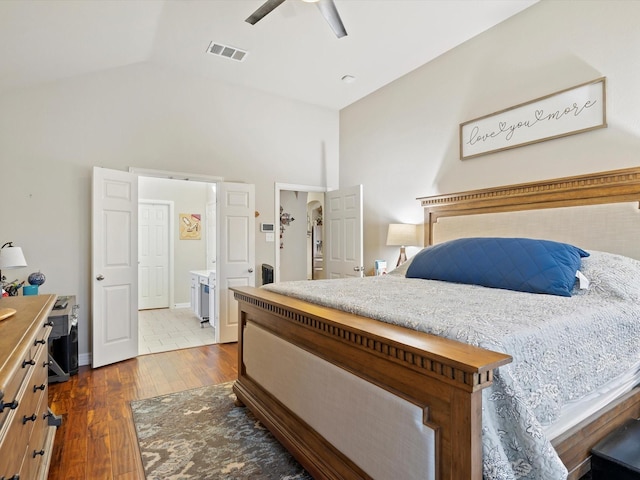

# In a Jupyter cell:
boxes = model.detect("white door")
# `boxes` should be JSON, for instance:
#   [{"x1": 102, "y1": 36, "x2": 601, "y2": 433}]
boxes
[
  {"x1": 325, "y1": 185, "x2": 364, "y2": 278},
  {"x1": 92, "y1": 167, "x2": 138, "y2": 368},
  {"x1": 217, "y1": 182, "x2": 255, "y2": 343},
  {"x1": 138, "y1": 202, "x2": 170, "y2": 310}
]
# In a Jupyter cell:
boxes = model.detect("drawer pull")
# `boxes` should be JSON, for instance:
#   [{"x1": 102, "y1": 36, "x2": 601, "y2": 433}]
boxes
[
  {"x1": 45, "y1": 320, "x2": 54, "y2": 327},
  {"x1": 0, "y1": 399, "x2": 18, "y2": 412},
  {"x1": 33, "y1": 383, "x2": 46, "y2": 392},
  {"x1": 1, "y1": 475, "x2": 20, "y2": 480},
  {"x1": 22, "y1": 359, "x2": 35, "y2": 368},
  {"x1": 33, "y1": 449, "x2": 45, "y2": 457},
  {"x1": 22, "y1": 413, "x2": 37, "y2": 424},
  {"x1": 43, "y1": 360, "x2": 53, "y2": 367},
  {"x1": 34, "y1": 338, "x2": 46, "y2": 345}
]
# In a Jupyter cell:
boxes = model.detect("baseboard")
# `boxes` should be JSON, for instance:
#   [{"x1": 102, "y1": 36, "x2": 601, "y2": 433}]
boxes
[{"x1": 79, "y1": 352, "x2": 91, "y2": 367}]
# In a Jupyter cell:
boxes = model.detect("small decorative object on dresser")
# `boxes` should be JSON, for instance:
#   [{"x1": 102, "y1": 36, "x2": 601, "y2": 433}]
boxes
[
  {"x1": 26, "y1": 271, "x2": 46, "y2": 295},
  {"x1": 0, "y1": 308, "x2": 16, "y2": 321},
  {"x1": 0, "y1": 294, "x2": 58, "y2": 480}
]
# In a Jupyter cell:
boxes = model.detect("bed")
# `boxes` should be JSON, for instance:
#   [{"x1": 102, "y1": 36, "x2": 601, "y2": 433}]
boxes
[{"x1": 232, "y1": 167, "x2": 640, "y2": 480}]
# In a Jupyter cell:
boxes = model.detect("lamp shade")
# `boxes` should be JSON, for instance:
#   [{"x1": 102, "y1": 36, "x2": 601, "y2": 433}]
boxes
[
  {"x1": 0, "y1": 245, "x2": 27, "y2": 270},
  {"x1": 386, "y1": 224, "x2": 419, "y2": 247}
]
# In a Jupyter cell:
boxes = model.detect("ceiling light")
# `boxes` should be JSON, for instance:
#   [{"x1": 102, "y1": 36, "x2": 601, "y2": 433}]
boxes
[{"x1": 341, "y1": 75, "x2": 356, "y2": 84}]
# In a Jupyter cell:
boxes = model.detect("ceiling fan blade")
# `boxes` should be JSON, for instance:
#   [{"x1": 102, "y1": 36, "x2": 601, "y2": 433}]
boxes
[
  {"x1": 316, "y1": 0, "x2": 347, "y2": 38},
  {"x1": 245, "y1": 0, "x2": 287, "y2": 25}
]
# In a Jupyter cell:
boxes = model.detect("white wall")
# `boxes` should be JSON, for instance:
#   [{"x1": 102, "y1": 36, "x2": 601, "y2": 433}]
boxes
[
  {"x1": 0, "y1": 62, "x2": 339, "y2": 362},
  {"x1": 340, "y1": 0, "x2": 640, "y2": 274}
]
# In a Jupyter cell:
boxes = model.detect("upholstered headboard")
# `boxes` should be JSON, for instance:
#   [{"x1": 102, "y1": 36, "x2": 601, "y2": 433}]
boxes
[{"x1": 417, "y1": 167, "x2": 640, "y2": 260}]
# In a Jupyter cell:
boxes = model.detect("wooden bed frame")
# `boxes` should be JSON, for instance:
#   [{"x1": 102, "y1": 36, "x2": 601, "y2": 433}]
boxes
[{"x1": 232, "y1": 166, "x2": 640, "y2": 480}]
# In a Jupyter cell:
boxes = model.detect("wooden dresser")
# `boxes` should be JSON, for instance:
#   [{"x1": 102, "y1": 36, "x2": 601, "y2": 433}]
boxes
[{"x1": 0, "y1": 294, "x2": 57, "y2": 480}]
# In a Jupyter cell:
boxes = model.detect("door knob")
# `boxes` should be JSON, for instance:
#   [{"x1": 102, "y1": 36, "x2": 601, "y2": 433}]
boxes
[
  {"x1": 248, "y1": 268, "x2": 254, "y2": 273},
  {"x1": 353, "y1": 266, "x2": 364, "y2": 272},
  {"x1": 96, "y1": 274, "x2": 104, "y2": 281}
]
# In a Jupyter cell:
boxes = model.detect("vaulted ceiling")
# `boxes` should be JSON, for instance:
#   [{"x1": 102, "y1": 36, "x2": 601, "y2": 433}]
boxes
[{"x1": 0, "y1": 0, "x2": 537, "y2": 109}]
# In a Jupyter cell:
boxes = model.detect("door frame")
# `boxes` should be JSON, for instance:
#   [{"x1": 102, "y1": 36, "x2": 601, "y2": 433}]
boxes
[
  {"x1": 129, "y1": 168, "x2": 224, "y2": 184},
  {"x1": 130, "y1": 167, "x2": 223, "y2": 311},
  {"x1": 274, "y1": 183, "x2": 327, "y2": 283},
  {"x1": 138, "y1": 199, "x2": 174, "y2": 309},
  {"x1": 131, "y1": 168, "x2": 223, "y2": 345}
]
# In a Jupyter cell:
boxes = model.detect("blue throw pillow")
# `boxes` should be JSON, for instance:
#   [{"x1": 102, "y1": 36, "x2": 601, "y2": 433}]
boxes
[{"x1": 405, "y1": 237, "x2": 589, "y2": 297}]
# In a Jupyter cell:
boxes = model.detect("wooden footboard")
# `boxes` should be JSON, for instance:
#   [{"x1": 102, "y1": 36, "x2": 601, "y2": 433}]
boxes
[{"x1": 232, "y1": 286, "x2": 511, "y2": 480}]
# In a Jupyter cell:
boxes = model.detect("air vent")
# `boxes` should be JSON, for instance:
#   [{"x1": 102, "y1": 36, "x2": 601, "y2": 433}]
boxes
[{"x1": 206, "y1": 42, "x2": 248, "y2": 62}]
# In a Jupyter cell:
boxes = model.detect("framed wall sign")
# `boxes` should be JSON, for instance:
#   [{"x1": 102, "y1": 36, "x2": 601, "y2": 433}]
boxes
[
  {"x1": 460, "y1": 77, "x2": 607, "y2": 160},
  {"x1": 179, "y1": 213, "x2": 201, "y2": 239}
]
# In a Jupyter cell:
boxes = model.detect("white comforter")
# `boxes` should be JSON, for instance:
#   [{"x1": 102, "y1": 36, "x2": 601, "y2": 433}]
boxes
[{"x1": 263, "y1": 251, "x2": 640, "y2": 480}]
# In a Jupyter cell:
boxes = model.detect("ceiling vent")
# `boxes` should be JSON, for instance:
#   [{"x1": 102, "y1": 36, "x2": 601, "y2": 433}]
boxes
[{"x1": 206, "y1": 42, "x2": 248, "y2": 62}]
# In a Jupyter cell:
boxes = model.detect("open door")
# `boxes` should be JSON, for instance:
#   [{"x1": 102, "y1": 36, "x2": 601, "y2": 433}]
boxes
[
  {"x1": 92, "y1": 167, "x2": 138, "y2": 368},
  {"x1": 325, "y1": 185, "x2": 364, "y2": 278},
  {"x1": 217, "y1": 182, "x2": 255, "y2": 343}
]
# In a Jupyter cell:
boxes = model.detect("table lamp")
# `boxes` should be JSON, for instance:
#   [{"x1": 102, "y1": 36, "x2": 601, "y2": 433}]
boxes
[
  {"x1": 0, "y1": 242, "x2": 28, "y2": 285},
  {"x1": 386, "y1": 224, "x2": 419, "y2": 267}
]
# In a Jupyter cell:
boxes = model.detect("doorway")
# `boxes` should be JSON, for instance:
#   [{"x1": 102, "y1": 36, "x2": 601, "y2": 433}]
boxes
[
  {"x1": 137, "y1": 174, "x2": 218, "y2": 355},
  {"x1": 275, "y1": 183, "x2": 327, "y2": 283},
  {"x1": 92, "y1": 167, "x2": 254, "y2": 368},
  {"x1": 308, "y1": 196, "x2": 324, "y2": 280},
  {"x1": 274, "y1": 183, "x2": 364, "y2": 283}
]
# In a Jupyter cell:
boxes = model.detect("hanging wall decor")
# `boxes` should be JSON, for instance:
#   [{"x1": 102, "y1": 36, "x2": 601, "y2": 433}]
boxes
[
  {"x1": 279, "y1": 206, "x2": 295, "y2": 249},
  {"x1": 179, "y1": 213, "x2": 202, "y2": 240},
  {"x1": 460, "y1": 77, "x2": 606, "y2": 160}
]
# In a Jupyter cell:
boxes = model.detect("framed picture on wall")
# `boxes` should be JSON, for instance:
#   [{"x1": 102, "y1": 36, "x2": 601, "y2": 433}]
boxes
[
  {"x1": 179, "y1": 213, "x2": 201, "y2": 240},
  {"x1": 460, "y1": 77, "x2": 607, "y2": 160}
]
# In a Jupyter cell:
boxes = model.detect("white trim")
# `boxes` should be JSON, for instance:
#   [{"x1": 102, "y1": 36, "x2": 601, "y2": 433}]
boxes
[
  {"x1": 79, "y1": 352, "x2": 91, "y2": 367},
  {"x1": 129, "y1": 167, "x2": 224, "y2": 183},
  {"x1": 274, "y1": 183, "x2": 327, "y2": 283}
]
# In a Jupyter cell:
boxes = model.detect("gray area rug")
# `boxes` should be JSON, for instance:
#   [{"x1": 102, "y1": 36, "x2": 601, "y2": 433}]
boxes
[{"x1": 130, "y1": 381, "x2": 312, "y2": 480}]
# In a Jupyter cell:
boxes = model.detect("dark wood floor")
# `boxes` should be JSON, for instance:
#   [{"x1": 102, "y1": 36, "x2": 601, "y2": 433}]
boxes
[{"x1": 47, "y1": 343, "x2": 238, "y2": 480}]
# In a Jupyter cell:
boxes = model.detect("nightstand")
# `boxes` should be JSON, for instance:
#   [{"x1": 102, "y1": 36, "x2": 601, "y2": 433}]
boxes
[{"x1": 591, "y1": 418, "x2": 640, "y2": 480}]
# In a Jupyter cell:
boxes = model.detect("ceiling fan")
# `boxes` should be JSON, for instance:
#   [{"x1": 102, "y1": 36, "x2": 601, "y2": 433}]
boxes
[{"x1": 245, "y1": 0, "x2": 348, "y2": 39}]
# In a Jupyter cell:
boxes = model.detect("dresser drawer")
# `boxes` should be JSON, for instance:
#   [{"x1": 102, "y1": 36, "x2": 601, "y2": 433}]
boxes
[
  {"x1": 29, "y1": 323, "x2": 51, "y2": 362},
  {"x1": 0, "y1": 331, "x2": 45, "y2": 433},
  {"x1": 0, "y1": 442, "x2": 28, "y2": 480},
  {"x1": 28, "y1": 345, "x2": 50, "y2": 450},
  {"x1": 23, "y1": 391, "x2": 51, "y2": 479},
  {"x1": 0, "y1": 343, "x2": 49, "y2": 477},
  {"x1": 0, "y1": 361, "x2": 25, "y2": 434},
  {"x1": 29, "y1": 342, "x2": 49, "y2": 400},
  {"x1": 0, "y1": 381, "x2": 34, "y2": 477}
]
